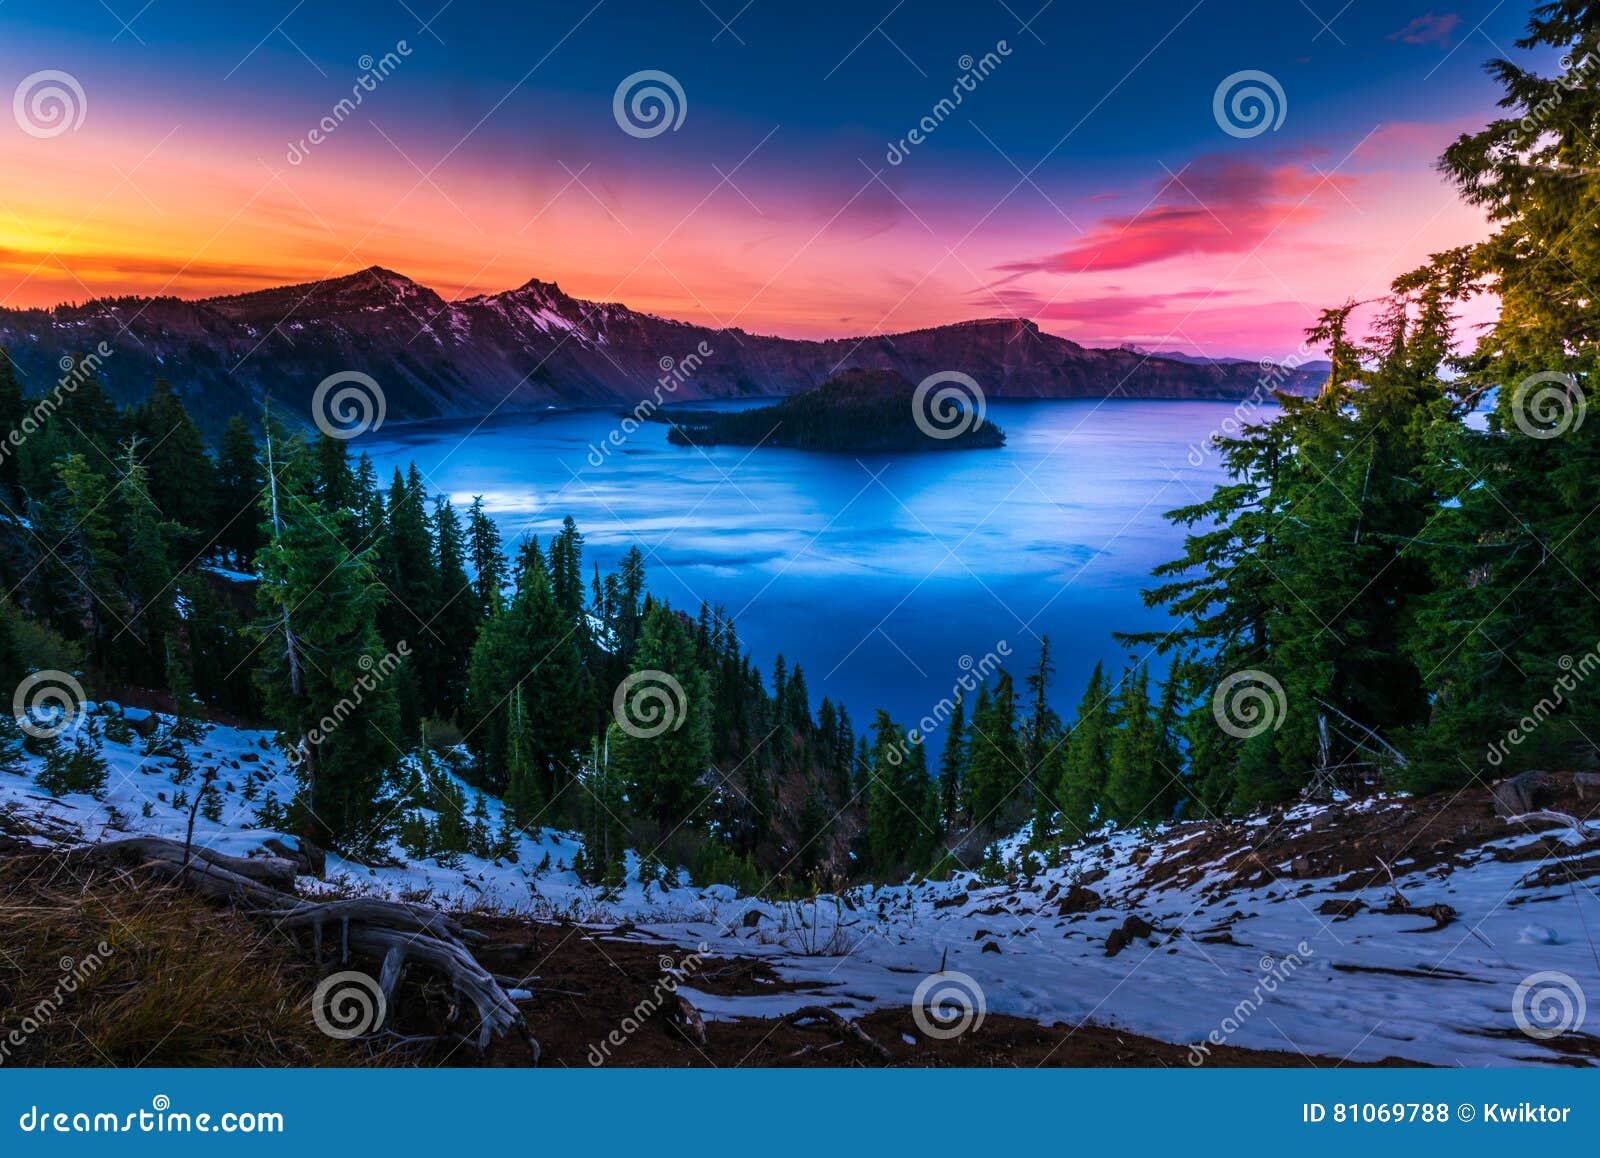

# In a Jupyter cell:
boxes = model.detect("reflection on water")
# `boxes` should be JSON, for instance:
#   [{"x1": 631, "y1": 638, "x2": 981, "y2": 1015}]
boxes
[{"x1": 362, "y1": 398, "x2": 1263, "y2": 731}]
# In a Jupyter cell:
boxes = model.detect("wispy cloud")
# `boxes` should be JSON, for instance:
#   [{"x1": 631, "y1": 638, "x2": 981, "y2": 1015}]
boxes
[
  {"x1": 995, "y1": 154, "x2": 1343, "y2": 276},
  {"x1": 1388, "y1": 11, "x2": 1461, "y2": 46}
]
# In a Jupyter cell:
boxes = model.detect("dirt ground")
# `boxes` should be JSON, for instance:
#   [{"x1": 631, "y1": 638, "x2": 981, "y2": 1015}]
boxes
[{"x1": 450, "y1": 918, "x2": 1401, "y2": 1068}]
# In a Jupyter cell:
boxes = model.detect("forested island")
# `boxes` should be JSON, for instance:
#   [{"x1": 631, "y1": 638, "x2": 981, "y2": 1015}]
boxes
[{"x1": 660, "y1": 368, "x2": 1006, "y2": 451}]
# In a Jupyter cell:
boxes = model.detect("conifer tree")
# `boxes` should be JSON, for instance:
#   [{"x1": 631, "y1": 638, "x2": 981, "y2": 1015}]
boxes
[
  {"x1": 213, "y1": 415, "x2": 264, "y2": 567},
  {"x1": 1058, "y1": 661, "x2": 1113, "y2": 836},
  {"x1": 134, "y1": 378, "x2": 215, "y2": 545},
  {"x1": 467, "y1": 496, "x2": 504, "y2": 618},
  {"x1": 255, "y1": 418, "x2": 399, "y2": 850},
  {"x1": 610, "y1": 602, "x2": 712, "y2": 827},
  {"x1": 964, "y1": 672, "x2": 1024, "y2": 829},
  {"x1": 938, "y1": 691, "x2": 966, "y2": 830}
]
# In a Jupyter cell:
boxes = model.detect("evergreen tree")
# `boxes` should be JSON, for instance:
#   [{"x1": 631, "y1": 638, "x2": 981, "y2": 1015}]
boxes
[
  {"x1": 466, "y1": 496, "x2": 505, "y2": 618},
  {"x1": 610, "y1": 602, "x2": 712, "y2": 827},
  {"x1": 431, "y1": 497, "x2": 478, "y2": 718},
  {"x1": 213, "y1": 416, "x2": 264, "y2": 567},
  {"x1": 1104, "y1": 666, "x2": 1171, "y2": 825},
  {"x1": 938, "y1": 692, "x2": 966, "y2": 830},
  {"x1": 1058, "y1": 661, "x2": 1113, "y2": 836},
  {"x1": 964, "y1": 672, "x2": 1024, "y2": 829},
  {"x1": 255, "y1": 419, "x2": 399, "y2": 850},
  {"x1": 133, "y1": 378, "x2": 215, "y2": 545}
]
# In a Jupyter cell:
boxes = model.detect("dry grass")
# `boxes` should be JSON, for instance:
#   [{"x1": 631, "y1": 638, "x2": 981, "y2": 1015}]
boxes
[{"x1": 0, "y1": 852, "x2": 354, "y2": 1066}]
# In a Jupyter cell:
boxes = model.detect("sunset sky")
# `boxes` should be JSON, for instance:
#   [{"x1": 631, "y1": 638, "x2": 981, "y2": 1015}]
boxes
[{"x1": 0, "y1": 0, "x2": 1536, "y2": 357}]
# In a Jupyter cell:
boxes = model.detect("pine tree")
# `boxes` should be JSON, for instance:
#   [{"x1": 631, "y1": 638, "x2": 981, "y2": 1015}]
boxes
[
  {"x1": 133, "y1": 378, "x2": 215, "y2": 545},
  {"x1": 377, "y1": 465, "x2": 440, "y2": 738},
  {"x1": 52, "y1": 453, "x2": 121, "y2": 665},
  {"x1": 964, "y1": 672, "x2": 1024, "y2": 830},
  {"x1": 213, "y1": 416, "x2": 264, "y2": 567},
  {"x1": 464, "y1": 554, "x2": 589, "y2": 803},
  {"x1": 938, "y1": 691, "x2": 966, "y2": 830},
  {"x1": 255, "y1": 417, "x2": 400, "y2": 850},
  {"x1": 865, "y1": 711, "x2": 937, "y2": 873},
  {"x1": 466, "y1": 496, "x2": 504, "y2": 618},
  {"x1": 1058, "y1": 661, "x2": 1113, "y2": 836},
  {"x1": 114, "y1": 439, "x2": 182, "y2": 684},
  {"x1": 1104, "y1": 666, "x2": 1171, "y2": 825},
  {"x1": 610, "y1": 602, "x2": 712, "y2": 827},
  {"x1": 1399, "y1": 6, "x2": 1600, "y2": 790},
  {"x1": 0, "y1": 351, "x2": 26, "y2": 501},
  {"x1": 431, "y1": 497, "x2": 478, "y2": 718}
]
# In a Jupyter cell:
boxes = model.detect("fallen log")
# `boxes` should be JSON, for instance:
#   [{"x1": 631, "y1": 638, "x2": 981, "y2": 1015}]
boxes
[
  {"x1": 65, "y1": 834, "x2": 537, "y2": 1061},
  {"x1": 785, "y1": 1004, "x2": 891, "y2": 1060}
]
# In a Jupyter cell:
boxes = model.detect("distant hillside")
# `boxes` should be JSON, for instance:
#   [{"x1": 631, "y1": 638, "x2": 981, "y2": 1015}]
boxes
[
  {"x1": 0, "y1": 267, "x2": 1326, "y2": 435},
  {"x1": 662, "y1": 368, "x2": 1006, "y2": 452}
]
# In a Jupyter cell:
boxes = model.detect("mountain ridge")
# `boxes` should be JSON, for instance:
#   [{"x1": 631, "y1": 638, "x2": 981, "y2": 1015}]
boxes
[{"x1": 0, "y1": 266, "x2": 1326, "y2": 434}]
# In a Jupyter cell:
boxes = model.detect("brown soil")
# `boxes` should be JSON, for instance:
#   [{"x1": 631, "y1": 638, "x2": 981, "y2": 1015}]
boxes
[
  {"x1": 1106, "y1": 773, "x2": 1600, "y2": 906},
  {"x1": 450, "y1": 920, "x2": 1406, "y2": 1068}
]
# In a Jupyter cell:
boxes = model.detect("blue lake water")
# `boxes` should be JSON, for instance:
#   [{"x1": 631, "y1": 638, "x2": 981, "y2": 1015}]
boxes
[{"x1": 361, "y1": 398, "x2": 1263, "y2": 733}]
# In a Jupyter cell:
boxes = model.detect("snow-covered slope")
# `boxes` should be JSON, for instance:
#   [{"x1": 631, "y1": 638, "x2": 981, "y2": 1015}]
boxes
[{"x1": 4, "y1": 706, "x2": 1596, "y2": 1067}]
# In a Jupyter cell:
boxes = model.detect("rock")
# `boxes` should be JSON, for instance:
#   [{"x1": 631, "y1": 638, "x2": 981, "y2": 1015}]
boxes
[
  {"x1": 1491, "y1": 769, "x2": 1547, "y2": 817},
  {"x1": 1576, "y1": 772, "x2": 1600, "y2": 800},
  {"x1": 1290, "y1": 856, "x2": 1313, "y2": 878},
  {"x1": 1057, "y1": 885, "x2": 1103, "y2": 915},
  {"x1": 131, "y1": 715, "x2": 159, "y2": 739},
  {"x1": 741, "y1": 909, "x2": 765, "y2": 928},
  {"x1": 973, "y1": 929, "x2": 994, "y2": 940},
  {"x1": 1105, "y1": 927, "x2": 1132, "y2": 957},
  {"x1": 1316, "y1": 898, "x2": 1365, "y2": 918},
  {"x1": 1121, "y1": 914, "x2": 1154, "y2": 940},
  {"x1": 239, "y1": 752, "x2": 259, "y2": 763},
  {"x1": 980, "y1": 941, "x2": 1001, "y2": 954}
]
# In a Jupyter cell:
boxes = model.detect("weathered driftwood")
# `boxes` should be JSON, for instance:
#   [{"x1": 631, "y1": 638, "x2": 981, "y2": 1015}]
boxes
[
  {"x1": 1504, "y1": 809, "x2": 1600, "y2": 845},
  {"x1": 67, "y1": 834, "x2": 537, "y2": 1061},
  {"x1": 672, "y1": 993, "x2": 708, "y2": 1047},
  {"x1": 785, "y1": 1004, "x2": 891, "y2": 1060},
  {"x1": 66, "y1": 837, "x2": 294, "y2": 905}
]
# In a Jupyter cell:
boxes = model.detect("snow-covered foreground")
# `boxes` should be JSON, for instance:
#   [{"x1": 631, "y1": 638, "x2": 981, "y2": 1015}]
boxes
[{"x1": 4, "y1": 707, "x2": 1596, "y2": 1067}]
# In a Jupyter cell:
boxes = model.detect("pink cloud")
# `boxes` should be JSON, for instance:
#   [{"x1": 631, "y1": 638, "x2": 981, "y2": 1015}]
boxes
[
  {"x1": 1389, "y1": 12, "x2": 1461, "y2": 46},
  {"x1": 996, "y1": 154, "x2": 1342, "y2": 276}
]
